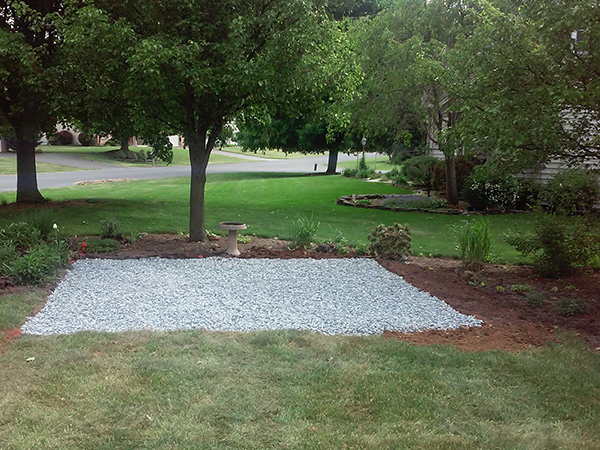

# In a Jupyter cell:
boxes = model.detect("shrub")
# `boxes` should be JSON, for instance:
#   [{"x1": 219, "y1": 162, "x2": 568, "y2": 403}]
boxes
[
  {"x1": 104, "y1": 138, "x2": 120, "y2": 146},
  {"x1": 84, "y1": 238, "x2": 121, "y2": 253},
  {"x1": 358, "y1": 155, "x2": 368, "y2": 172},
  {"x1": 514, "y1": 178, "x2": 542, "y2": 210},
  {"x1": 100, "y1": 217, "x2": 122, "y2": 239},
  {"x1": 77, "y1": 133, "x2": 95, "y2": 146},
  {"x1": 456, "y1": 219, "x2": 491, "y2": 270},
  {"x1": 381, "y1": 194, "x2": 447, "y2": 210},
  {"x1": 57, "y1": 130, "x2": 73, "y2": 145},
  {"x1": 368, "y1": 223, "x2": 411, "y2": 260},
  {"x1": 0, "y1": 242, "x2": 19, "y2": 275},
  {"x1": 524, "y1": 292, "x2": 544, "y2": 306},
  {"x1": 342, "y1": 168, "x2": 358, "y2": 178},
  {"x1": 545, "y1": 168, "x2": 599, "y2": 215},
  {"x1": 290, "y1": 216, "x2": 319, "y2": 249},
  {"x1": 8, "y1": 241, "x2": 69, "y2": 286},
  {"x1": 23, "y1": 210, "x2": 58, "y2": 239},
  {"x1": 463, "y1": 167, "x2": 519, "y2": 211},
  {"x1": 0, "y1": 222, "x2": 42, "y2": 252},
  {"x1": 401, "y1": 155, "x2": 438, "y2": 186},
  {"x1": 431, "y1": 156, "x2": 477, "y2": 194},
  {"x1": 506, "y1": 213, "x2": 600, "y2": 277},
  {"x1": 386, "y1": 168, "x2": 409, "y2": 186},
  {"x1": 554, "y1": 297, "x2": 588, "y2": 316}
]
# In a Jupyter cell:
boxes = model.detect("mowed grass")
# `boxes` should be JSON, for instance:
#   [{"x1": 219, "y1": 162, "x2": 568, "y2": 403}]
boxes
[
  {"x1": 0, "y1": 157, "x2": 83, "y2": 175},
  {"x1": 338, "y1": 156, "x2": 396, "y2": 171},
  {"x1": 0, "y1": 327, "x2": 599, "y2": 449},
  {"x1": 0, "y1": 173, "x2": 534, "y2": 262},
  {"x1": 220, "y1": 145, "x2": 310, "y2": 159},
  {"x1": 41, "y1": 145, "x2": 246, "y2": 166}
]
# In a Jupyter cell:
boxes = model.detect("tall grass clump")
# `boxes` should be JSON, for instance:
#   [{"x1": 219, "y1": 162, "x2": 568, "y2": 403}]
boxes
[
  {"x1": 456, "y1": 218, "x2": 491, "y2": 270},
  {"x1": 290, "y1": 215, "x2": 320, "y2": 249}
]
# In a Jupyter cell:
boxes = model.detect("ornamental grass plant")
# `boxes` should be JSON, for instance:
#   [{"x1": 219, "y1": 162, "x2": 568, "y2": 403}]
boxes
[{"x1": 456, "y1": 218, "x2": 491, "y2": 270}]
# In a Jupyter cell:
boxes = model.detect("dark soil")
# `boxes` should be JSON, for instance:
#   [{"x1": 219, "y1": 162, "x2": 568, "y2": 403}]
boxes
[{"x1": 4, "y1": 233, "x2": 599, "y2": 353}]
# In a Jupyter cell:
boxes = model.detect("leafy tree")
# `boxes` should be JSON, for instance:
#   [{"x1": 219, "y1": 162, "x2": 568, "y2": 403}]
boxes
[
  {"x1": 74, "y1": 0, "x2": 344, "y2": 240},
  {"x1": 0, "y1": 1, "x2": 63, "y2": 202}
]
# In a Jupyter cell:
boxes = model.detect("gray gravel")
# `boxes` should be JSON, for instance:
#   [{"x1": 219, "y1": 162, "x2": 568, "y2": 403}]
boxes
[{"x1": 21, "y1": 258, "x2": 482, "y2": 336}]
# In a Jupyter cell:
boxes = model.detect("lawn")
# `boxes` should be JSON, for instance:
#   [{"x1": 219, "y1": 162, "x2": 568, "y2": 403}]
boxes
[
  {"x1": 220, "y1": 145, "x2": 312, "y2": 159},
  {"x1": 0, "y1": 173, "x2": 534, "y2": 262},
  {"x1": 0, "y1": 302, "x2": 599, "y2": 449},
  {"x1": 0, "y1": 157, "x2": 84, "y2": 175},
  {"x1": 338, "y1": 156, "x2": 397, "y2": 172},
  {"x1": 41, "y1": 145, "x2": 247, "y2": 166}
]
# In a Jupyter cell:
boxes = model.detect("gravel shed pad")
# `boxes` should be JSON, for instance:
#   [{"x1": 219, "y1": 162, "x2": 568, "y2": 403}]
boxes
[{"x1": 22, "y1": 258, "x2": 482, "y2": 336}]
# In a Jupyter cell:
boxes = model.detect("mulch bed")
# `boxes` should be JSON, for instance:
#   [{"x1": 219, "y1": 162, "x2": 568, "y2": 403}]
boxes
[{"x1": 2, "y1": 233, "x2": 599, "y2": 353}]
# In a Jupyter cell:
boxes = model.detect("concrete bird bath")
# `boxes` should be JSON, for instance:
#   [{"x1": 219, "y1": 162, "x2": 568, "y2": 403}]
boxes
[{"x1": 217, "y1": 222, "x2": 247, "y2": 256}]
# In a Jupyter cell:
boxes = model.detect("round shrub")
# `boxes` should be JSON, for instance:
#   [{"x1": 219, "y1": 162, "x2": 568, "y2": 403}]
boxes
[
  {"x1": 463, "y1": 168, "x2": 519, "y2": 211},
  {"x1": 368, "y1": 223, "x2": 411, "y2": 259},
  {"x1": 400, "y1": 155, "x2": 438, "y2": 186},
  {"x1": 78, "y1": 133, "x2": 95, "y2": 146},
  {"x1": 57, "y1": 130, "x2": 73, "y2": 145},
  {"x1": 545, "y1": 168, "x2": 599, "y2": 215},
  {"x1": 8, "y1": 241, "x2": 69, "y2": 286}
]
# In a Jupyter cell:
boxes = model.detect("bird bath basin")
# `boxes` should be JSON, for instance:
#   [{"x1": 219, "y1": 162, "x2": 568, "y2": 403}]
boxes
[{"x1": 217, "y1": 222, "x2": 247, "y2": 256}]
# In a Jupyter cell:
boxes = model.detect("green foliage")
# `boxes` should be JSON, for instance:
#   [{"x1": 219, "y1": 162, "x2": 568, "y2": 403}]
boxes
[
  {"x1": 290, "y1": 216, "x2": 320, "y2": 250},
  {"x1": 0, "y1": 222, "x2": 42, "y2": 252},
  {"x1": 358, "y1": 155, "x2": 368, "y2": 171},
  {"x1": 463, "y1": 168, "x2": 519, "y2": 211},
  {"x1": 342, "y1": 167, "x2": 375, "y2": 179},
  {"x1": 545, "y1": 168, "x2": 600, "y2": 215},
  {"x1": 554, "y1": 297, "x2": 588, "y2": 317},
  {"x1": 524, "y1": 291, "x2": 544, "y2": 306},
  {"x1": 456, "y1": 219, "x2": 491, "y2": 270},
  {"x1": 23, "y1": 210, "x2": 58, "y2": 239},
  {"x1": 386, "y1": 168, "x2": 409, "y2": 186},
  {"x1": 510, "y1": 284, "x2": 534, "y2": 294},
  {"x1": 381, "y1": 194, "x2": 447, "y2": 210},
  {"x1": 368, "y1": 223, "x2": 411, "y2": 260},
  {"x1": 506, "y1": 213, "x2": 600, "y2": 277},
  {"x1": 401, "y1": 155, "x2": 438, "y2": 186},
  {"x1": 0, "y1": 242, "x2": 19, "y2": 276},
  {"x1": 99, "y1": 217, "x2": 122, "y2": 239},
  {"x1": 8, "y1": 241, "x2": 69, "y2": 286},
  {"x1": 84, "y1": 238, "x2": 121, "y2": 253},
  {"x1": 431, "y1": 156, "x2": 477, "y2": 194}
]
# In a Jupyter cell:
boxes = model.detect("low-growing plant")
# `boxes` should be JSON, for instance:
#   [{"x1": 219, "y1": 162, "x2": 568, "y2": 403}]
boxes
[
  {"x1": 84, "y1": 238, "x2": 121, "y2": 253},
  {"x1": 401, "y1": 155, "x2": 438, "y2": 186},
  {"x1": 506, "y1": 213, "x2": 600, "y2": 277},
  {"x1": 0, "y1": 242, "x2": 19, "y2": 275},
  {"x1": 237, "y1": 235, "x2": 252, "y2": 244},
  {"x1": 342, "y1": 168, "x2": 358, "y2": 178},
  {"x1": 353, "y1": 243, "x2": 371, "y2": 256},
  {"x1": 545, "y1": 168, "x2": 599, "y2": 215},
  {"x1": 463, "y1": 167, "x2": 519, "y2": 211},
  {"x1": 456, "y1": 219, "x2": 491, "y2": 270},
  {"x1": 8, "y1": 241, "x2": 69, "y2": 286},
  {"x1": 524, "y1": 291, "x2": 544, "y2": 306},
  {"x1": 0, "y1": 222, "x2": 42, "y2": 252},
  {"x1": 23, "y1": 210, "x2": 58, "y2": 239},
  {"x1": 355, "y1": 199, "x2": 372, "y2": 206},
  {"x1": 100, "y1": 217, "x2": 122, "y2": 239},
  {"x1": 510, "y1": 284, "x2": 534, "y2": 294},
  {"x1": 386, "y1": 168, "x2": 409, "y2": 186},
  {"x1": 368, "y1": 223, "x2": 411, "y2": 260},
  {"x1": 381, "y1": 194, "x2": 447, "y2": 210},
  {"x1": 554, "y1": 297, "x2": 588, "y2": 316},
  {"x1": 290, "y1": 216, "x2": 320, "y2": 249}
]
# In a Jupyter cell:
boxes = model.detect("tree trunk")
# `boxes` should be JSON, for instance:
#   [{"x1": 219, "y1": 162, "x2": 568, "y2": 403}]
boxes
[
  {"x1": 445, "y1": 155, "x2": 458, "y2": 205},
  {"x1": 0, "y1": 137, "x2": 8, "y2": 153},
  {"x1": 120, "y1": 135, "x2": 129, "y2": 153},
  {"x1": 16, "y1": 135, "x2": 44, "y2": 203},
  {"x1": 326, "y1": 149, "x2": 339, "y2": 174},
  {"x1": 188, "y1": 135, "x2": 211, "y2": 241}
]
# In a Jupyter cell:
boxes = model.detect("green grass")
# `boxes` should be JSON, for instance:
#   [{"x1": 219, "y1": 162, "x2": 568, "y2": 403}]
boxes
[
  {"x1": 0, "y1": 173, "x2": 534, "y2": 262},
  {"x1": 338, "y1": 156, "x2": 396, "y2": 172},
  {"x1": 0, "y1": 157, "x2": 84, "y2": 175},
  {"x1": 40, "y1": 146, "x2": 246, "y2": 166},
  {"x1": 0, "y1": 320, "x2": 599, "y2": 448},
  {"x1": 220, "y1": 145, "x2": 311, "y2": 159}
]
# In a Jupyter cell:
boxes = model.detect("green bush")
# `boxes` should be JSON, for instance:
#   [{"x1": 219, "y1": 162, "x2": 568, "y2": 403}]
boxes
[
  {"x1": 0, "y1": 222, "x2": 42, "y2": 252},
  {"x1": 104, "y1": 138, "x2": 120, "y2": 146},
  {"x1": 386, "y1": 168, "x2": 409, "y2": 186},
  {"x1": 401, "y1": 155, "x2": 438, "y2": 186},
  {"x1": 368, "y1": 223, "x2": 411, "y2": 260},
  {"x1": 290, "y1": 216, "x2": 320, "y2": 249},
  {"x1": 23, "y1": 210, "x2": 58, "y2": 239},
  {"x1": 342, "y1": 168, "x2": 358, "y2": 178},
  {"x1": 8, "y1": 241, "x2": 69, "y2": 286},
  {"x1": 456, "y1": 219, "x2": 491, "y2": 270},
  {"x1": 554, "y1": 297, "x2": 588, "y2": 316},
  {"x1": 463, "y1": 167, "x2": 519, "y2": 211},
  {"x1": 0, "y1": 242, "x2": 19, "y2": 275},
  {"x1": 545, "y1": 168, "x2": 599, "y2": 215},
  {"x1": 84, "y1": 238, "x2": 121, "y2": 253},
  {"x1": 524, "y1": 292, "x2": 544, "y2": 306},
  {"x1": 515, "y1": 178, "x2": 542, "y2": 210},
  {"x1": 506, "y1": 213, "x2": 600, "y2": 277},
  {"x1": 100, "y1": 217, "x2": 122, "y2": 239}
]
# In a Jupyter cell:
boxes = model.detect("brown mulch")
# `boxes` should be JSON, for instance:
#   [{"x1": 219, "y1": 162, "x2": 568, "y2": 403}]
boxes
[{"x1": 3, "y1": 233, "x2": 599, "y2": 353}]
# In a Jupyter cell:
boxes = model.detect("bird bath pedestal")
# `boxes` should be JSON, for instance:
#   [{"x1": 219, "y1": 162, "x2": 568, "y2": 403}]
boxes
[{"x1": 217, "y1": 222, "x2": 247, "y2": 256}]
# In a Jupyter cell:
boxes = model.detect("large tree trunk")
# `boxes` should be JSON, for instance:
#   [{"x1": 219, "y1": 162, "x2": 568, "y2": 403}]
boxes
[
  {"x1": 0, "y1": 137, "x2": 8, "y2": 153},
  {"x1": 326, "y1": 149, "x2": 339, "y2": 174},
  {"x1": 445, "y1": 155, "x2": 458, "y2": 205},
  {"x1": 16, "y1": 134, "x2": 44, "y2": 203},
  {"x1": 120, "y1": 135, "x2": 129, "y2": 153}
]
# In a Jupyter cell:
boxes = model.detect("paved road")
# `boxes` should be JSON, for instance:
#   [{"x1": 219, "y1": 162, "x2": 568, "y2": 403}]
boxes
[{"x1": 0, "y1": 151, "x2": 375, "y2": 193}]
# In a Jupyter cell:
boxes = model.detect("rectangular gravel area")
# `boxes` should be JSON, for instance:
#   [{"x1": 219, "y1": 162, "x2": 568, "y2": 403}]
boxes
[{"x1": 21, "y1": 258, "x2": 482, "y2": 336}]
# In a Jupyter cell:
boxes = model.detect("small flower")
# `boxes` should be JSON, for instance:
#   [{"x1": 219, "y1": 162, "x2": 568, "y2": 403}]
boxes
[
  {"x1": 53, "y1": 223, "x2": 58, "y2": 229},
  {"x1": 197, "y1": 254, "x2": 203, "y2": 258}
]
